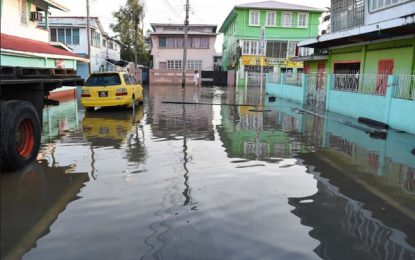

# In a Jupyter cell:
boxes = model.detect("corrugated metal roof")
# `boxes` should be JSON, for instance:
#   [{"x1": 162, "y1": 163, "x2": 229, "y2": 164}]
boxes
[
  {"x1": 0, "y1": 33, "x2": 81, "y2": 59},
  {"x1": 235, "y1": 1, "x2": 324, "y2": 12}
]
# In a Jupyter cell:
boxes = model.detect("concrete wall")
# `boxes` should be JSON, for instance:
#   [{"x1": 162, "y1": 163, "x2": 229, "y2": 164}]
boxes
[
  {"x1": 266, "y1": 81, "x2": 305, "y2": 104},
  {"x1": 265, "y1": 74, "x2": 415, "y2": 134},
  {"x1": 326, "y1": 76, "x2": 415, "y2": 134},
  {"x1": 1, "y1": 0, "x2": 49, "y2": 42},
  {"x1": 365, "y1": 1, "x2": 415, "y2": 25}
]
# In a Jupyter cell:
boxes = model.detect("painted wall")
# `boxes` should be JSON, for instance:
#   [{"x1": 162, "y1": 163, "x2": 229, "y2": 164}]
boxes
[
  {"x1": 1, "y1": 54, "x2": 76, "y2": 69},
  {"x1": 151, "y1": 35, "x2": 217, "y2": 70},
  {"x1": 266, "y1": 81, "x2": 305, "y2": 104},
  {"x1": 46, "y1": 17, "x2": 121, "y2": 73},
  {"x1": 220, "y1": 6, "x2": 323, "y2": 70},
  {"x1": 1, "y1": 0, "x2": 48, "y2": 42},
  {"x1": 328, "y1": 38, "x2": 415, "y2": 74},
  {"x1": 365, "y1": 1, "x2": 415, "y2": 25},
  {"x1": 326, "y1": 76, "x2": 415, "y2": 134}
]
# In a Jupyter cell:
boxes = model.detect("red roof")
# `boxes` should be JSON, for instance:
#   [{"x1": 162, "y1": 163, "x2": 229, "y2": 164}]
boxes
[{"x1": 1, "y1": 33, "x2": 82, "y2": 59}]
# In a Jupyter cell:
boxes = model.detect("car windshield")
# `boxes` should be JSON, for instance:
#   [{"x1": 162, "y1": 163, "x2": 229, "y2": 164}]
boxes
[{"x1": 85, "y1": 74, "x2": 121, "y2": 86}]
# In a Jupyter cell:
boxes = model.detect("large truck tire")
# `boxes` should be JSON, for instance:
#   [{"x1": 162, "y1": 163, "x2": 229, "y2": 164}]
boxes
[{"x1": 1, "y1": 101, "x2": 41, "y2": 171}]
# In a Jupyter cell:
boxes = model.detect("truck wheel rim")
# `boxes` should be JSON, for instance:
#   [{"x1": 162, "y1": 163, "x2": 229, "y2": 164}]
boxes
[{"x1": 16, "y1": 118, "x2": 35, "y2": 158}]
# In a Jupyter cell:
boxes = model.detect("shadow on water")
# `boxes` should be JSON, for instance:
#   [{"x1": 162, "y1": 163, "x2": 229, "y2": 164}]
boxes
[{"x1": 0, "y1": 161, "x2": 89, "y2": 260}]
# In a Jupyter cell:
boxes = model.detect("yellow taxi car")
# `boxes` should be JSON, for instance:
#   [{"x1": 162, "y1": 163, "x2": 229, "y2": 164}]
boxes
[{"x1": 81, "y1": 72, "x2": 143, "y2": 109}]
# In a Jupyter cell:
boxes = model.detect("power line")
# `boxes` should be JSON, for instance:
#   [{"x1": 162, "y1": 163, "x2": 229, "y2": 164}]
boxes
[{"x1": 162, "y1": 0, "x2": 181, "y2": 17}]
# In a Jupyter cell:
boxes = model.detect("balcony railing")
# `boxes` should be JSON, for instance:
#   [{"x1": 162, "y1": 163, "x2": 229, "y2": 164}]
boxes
[
  {"x1": 395, "y1": 75, "x2": 415, "y2": 100},
  {"x1": 331, "y1": 0, "x2": 365, "y2": 32},
  {"x1": 332, "y1": 73, "x2": 388, "y2": 96}
]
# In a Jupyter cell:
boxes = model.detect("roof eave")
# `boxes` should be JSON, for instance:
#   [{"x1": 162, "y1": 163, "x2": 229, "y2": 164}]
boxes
[
  {"x1": 43, "y1": 0, "x2": 70, "y2": 12},
  {"x1": 219, "y1": 10, "x2": 237, "y2": 33}
]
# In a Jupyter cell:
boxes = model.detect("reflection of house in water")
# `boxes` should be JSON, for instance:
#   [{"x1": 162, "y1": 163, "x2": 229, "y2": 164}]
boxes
[
  {"x1": 42, "y1": 100, "x2": 80, "y2": 143},
  {"x1": 289, "y1": 153, "x2": 415, "y2": 260},
  {"x1": 149, "y1": 86, "x2": 214, "y2": 140},
  {"x1": 219, "y1": 95, "x2": 307, "y2": 160},
  {"x1": 1, "y1": 161, "x2": 89, "y2": 259}
]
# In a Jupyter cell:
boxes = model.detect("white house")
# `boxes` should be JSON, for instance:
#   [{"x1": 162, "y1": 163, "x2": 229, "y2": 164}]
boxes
[
  {"x1": 150, "y1": 23, "x2": 218, "y2": 71},
  {"x1": 39, "y1": 16, "x2": 122, "y2": 78}
]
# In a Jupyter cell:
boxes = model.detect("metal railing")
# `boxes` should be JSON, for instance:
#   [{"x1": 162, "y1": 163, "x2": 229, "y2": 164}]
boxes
[
  {"x1": 332, "y1": 73, "x2": 388, "y2": 96},
  {"x1": 267, "y1": 72, "x2": 303, "y2": 87},
  {"x1": 395, "y1": 75, "x2": 415, "y2": 100}
]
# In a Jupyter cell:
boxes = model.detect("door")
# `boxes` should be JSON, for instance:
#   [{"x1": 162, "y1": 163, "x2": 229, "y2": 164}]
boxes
[{"x1": 376, "y1": 59, "x2": 393, "y2": 95}]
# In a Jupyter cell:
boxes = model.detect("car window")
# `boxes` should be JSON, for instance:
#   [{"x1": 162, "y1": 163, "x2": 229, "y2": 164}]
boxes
[
  {"x1": 85, "y1": 74, "x2": 121, "y2": 86},
  {"x1": 123, "y1": 74, "x2": 133, "y2": 85}
]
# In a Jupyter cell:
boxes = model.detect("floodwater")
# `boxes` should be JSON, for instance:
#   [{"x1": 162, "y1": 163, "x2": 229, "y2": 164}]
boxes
[{"x1": 1, "y1": 85, "x2": 415, "y2": 260}]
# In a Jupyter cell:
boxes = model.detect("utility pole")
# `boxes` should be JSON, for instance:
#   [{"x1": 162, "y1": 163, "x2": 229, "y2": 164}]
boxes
[
  {"x1": 86, "y1": 0, "x2": 91, "y2": 74},
  {"x1": 181, "y1": 0, "x2": 189, "y2": 88}
]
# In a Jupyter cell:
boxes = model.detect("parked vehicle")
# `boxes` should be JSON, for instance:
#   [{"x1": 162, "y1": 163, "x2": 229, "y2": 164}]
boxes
[{"x1": 81, "y1": 72, "x2": 143, "y2": 110}]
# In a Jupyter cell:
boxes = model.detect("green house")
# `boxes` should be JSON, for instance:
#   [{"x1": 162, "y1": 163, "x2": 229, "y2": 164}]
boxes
[{"x1": 218, "y1": 1, "x2": 323, "y2": 78}]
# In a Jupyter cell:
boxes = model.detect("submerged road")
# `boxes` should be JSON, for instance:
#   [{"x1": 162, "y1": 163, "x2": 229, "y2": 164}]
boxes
[{"x1": 1, "y1": 85, "x2": 415, "y2": 260}]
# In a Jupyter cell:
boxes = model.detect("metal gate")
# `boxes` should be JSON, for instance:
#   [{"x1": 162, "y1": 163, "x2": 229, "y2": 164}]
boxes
[{"x1": 306, "y1": 72, "x2": 327, "y2": 108}]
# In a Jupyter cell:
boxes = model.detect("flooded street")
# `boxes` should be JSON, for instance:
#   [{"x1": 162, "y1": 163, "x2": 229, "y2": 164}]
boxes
[{"x1": 2, "y1": 85, "x2": 415, "y2": 260}]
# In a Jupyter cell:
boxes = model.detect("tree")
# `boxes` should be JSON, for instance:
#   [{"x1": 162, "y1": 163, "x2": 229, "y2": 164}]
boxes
[{"x1": 111, "y1": 0, "x2": 149, "y2": 65}]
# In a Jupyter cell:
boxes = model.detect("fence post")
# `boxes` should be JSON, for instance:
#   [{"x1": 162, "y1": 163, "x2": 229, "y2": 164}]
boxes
[
  {"x1": 325, "y1": 74, "x2": 333, "y2": 111},
  {"x1": 385, "y1": 75, "x2": 396, "y2": 125},
  {"x1": 302, "y1": 73, "x2": 308, "y2": 105}
]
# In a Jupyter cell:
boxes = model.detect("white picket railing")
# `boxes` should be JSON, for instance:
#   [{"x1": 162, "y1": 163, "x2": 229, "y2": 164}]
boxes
[{"x1": 395, "y1": 75, "x2": 415, "y2": 100}]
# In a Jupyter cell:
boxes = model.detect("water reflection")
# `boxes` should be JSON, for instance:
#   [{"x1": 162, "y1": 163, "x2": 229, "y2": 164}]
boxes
[
  {"x1": 1, "y1": 161, "x2": 89, "y2": 259},
  {"x1": 1, "y1": 85, "x2": 415, "y2": 259}
]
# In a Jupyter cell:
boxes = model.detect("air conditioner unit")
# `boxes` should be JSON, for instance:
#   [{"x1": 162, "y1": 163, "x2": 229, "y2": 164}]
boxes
[{"x1": 30, "y1": 12, "x2": 43, "y2": 21}]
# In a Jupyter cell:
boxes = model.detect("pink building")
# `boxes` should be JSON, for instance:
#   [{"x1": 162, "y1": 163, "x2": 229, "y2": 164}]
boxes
[{"x1": 150, "y1": 23, "x2": 218, "y2": 71}]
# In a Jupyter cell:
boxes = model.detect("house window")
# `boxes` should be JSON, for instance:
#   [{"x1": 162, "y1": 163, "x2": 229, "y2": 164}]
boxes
[
  {"x1": 266, "y1": 12, "x2": 276, "y2": 26},
  {"x1": 187, "y1": 60, "x2": 202, "y2": 70},
  {"x1": 58, "y1": 28, "x2": 65, "y2": 42},
  {"x1": 297, "y1": 13, "x2": 308, "y2": 28},
  {"x1": 65, "y1": 29, "x2": 72, "y2": 44},
  {"x1": 91, "y1": 30, "x2": 101, "y2": 47},
  {"x1": 282, "y1": 12, "x2": 293, "y2": 27},
  {"x1": 249, "y1": 10, "x2": 260, "y2": 26},
  {"x1": 242, "y1": 40, "x2": 259, "y2": 55},
  {"x1": 159, "y1": 37, "x2": 166, "y2": 47},
  {"x1": 333, "y1": 62, "x2": 361, "y2": 91},
  {"x1": 51, "y1": 28, "x2": 79, "y2": 44},
  {"x1": 102, "y1": 39, "x2": 107, "y2": 47},
  {"x1": 371, "y1": 0, "x2": 410, "y2": 12},
  {"x1": 266, "y1": 41, "x2": 288, "y2": 58},
  {"x1": 167, "y1": 60, "x2": 182, "y2": 70},
  {"x1": 73, "y1": 29, "x2": 80, "y2": 44}
]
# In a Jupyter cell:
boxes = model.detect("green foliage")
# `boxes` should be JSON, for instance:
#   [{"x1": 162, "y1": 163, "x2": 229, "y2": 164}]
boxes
[{"x1": 111, "y1": 0, "x2": 149, "y2": 65}]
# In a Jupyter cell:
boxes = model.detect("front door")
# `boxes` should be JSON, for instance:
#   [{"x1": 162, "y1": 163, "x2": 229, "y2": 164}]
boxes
[
  {"x1": 317, "y1": 63, "x2": 325, "y2": 90},
  {"x1": 376, "y1": 59, "x2": 393, "y2": 95}
]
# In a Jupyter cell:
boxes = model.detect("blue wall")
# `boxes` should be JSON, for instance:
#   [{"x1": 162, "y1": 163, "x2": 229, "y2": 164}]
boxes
[
  {"x1": 266, "y1": 75, "x2": 305, "y2": 104},
  {"x1": 266, "y1": 74, "x2": 415, "y2": 134}
]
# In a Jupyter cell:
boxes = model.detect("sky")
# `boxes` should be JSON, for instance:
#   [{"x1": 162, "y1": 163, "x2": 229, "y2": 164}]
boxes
[{"x1": 53, "y1": 0, "x2": 330, "y2": 52}]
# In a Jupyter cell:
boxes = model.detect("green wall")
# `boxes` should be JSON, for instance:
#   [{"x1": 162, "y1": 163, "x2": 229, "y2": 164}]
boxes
[
  {"x1": 327, "y1": 38, "x2": 415, "y2": 74},
  {"x1": 220, "y1": 7, "x2": 322, "y2": 70},
  {"x1": 1, "y1": 54, "x2": 77, "y2": 69}
]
